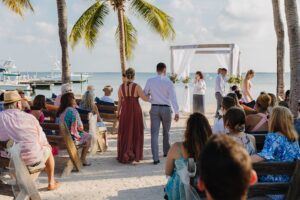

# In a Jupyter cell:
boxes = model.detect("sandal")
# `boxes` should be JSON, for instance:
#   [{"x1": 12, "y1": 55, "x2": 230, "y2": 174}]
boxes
[
  {"x1": 83, "y1": 162, "x2": 92, "y2": 166},
  {"x1": 48, "y1": 182, "x2": 61, "y2": 191}
]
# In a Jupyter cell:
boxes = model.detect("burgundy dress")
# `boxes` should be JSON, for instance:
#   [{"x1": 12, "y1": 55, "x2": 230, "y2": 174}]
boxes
[{"x1": 117, "y1": 83, "x2": 144, "y2": 163}]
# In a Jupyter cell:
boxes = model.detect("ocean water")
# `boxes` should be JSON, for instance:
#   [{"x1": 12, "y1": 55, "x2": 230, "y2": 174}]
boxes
[{"x1": 23, "y1": 72, "x2": 291, "y2": 112}]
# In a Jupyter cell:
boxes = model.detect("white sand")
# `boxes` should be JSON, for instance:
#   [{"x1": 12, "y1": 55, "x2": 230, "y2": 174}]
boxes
[{"x1": 0, "y1": 106, "x2": 215, "y2": 200}]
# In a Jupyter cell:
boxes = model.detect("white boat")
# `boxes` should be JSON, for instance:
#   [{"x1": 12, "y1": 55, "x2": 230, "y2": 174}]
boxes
[{"x1": 0, "y1": 59, "x2": 31, "y2": 91}]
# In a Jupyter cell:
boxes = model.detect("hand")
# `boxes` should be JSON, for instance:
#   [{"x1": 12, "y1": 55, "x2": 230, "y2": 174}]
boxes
[{"x1": 174, "y1": 114, "x2": 179, "y2": 122}]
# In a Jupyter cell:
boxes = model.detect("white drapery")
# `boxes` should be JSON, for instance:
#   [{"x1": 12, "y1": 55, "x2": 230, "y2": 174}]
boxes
[{"x1": 215, "y1": 45, "x2": 240, "y2": 76}]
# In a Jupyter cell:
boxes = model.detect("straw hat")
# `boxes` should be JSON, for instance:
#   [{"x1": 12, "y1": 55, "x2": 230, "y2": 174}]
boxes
[
  {"x1": 4, "y1": 91, "x2": 22, "y2": 104},
  {"x1": 87, "y1": 85, "x2": 95, "y2": 91},
  {"x1": 103, "y1": 85, "x2": 113, "y2": 92}
]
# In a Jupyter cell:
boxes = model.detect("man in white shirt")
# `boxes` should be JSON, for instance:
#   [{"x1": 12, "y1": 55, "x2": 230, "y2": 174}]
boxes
[
  {"x1": 144, "y1": 63, "x2": 179, "y2": 165},
  {"x1": 100, "y1": 85, "x2": 114, "y2": 104},
  {"x1": 215, "y1": 68, "x2": 227, "y2": 117}
]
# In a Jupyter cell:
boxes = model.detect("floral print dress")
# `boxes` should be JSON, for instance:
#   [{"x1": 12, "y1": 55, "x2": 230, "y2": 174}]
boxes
[{"x1": 257, "y1": 132, "x2": 300, "y2": 200}]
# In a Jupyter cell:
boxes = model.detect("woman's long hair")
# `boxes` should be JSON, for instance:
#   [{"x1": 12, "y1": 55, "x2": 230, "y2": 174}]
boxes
[
  {"x1": 269, "y1": 106, "x2": 298, "y2": 141},
  {"x1": 31, "y1": 95, "x2": 46, "y2": 110},
  {"x1": 56, "y1": 93, "x2": 75, "y2": 117},
  {"x1": 80, "y1": 91, "x2": 95, "y2": 111},
  {"x1": 183, "y1": 113, "x2": 212, "y2": 161}
]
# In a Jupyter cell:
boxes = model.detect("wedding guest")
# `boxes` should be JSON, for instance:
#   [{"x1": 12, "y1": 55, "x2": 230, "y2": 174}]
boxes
[
  {"x1": 30, "y1": 95, "x2": 46, "y2": 123},
  {"x1": 165, "y1": 112, "x2": 212, "y2": 199},
  {"x1": 197, "y1": 134, "x2": 257, "y2": 200},
  {"x1": 224, "y1": 107, "x2": 256, "y2": 155},
  {"x1": 242, "y1": 69, "x2": 255, "y2": 104},
  {"x1": 212, "y1": 96, "x2": 235, "y2": 135},
  {"x1": 251, "y1": 106, "x2": 300, "y2": 200},
  {"x1": 227, "y1": 93, "x2": 243, "y2": 109},
  {"x1": 17, "y1": 89, "x2": 31, "y2": 111},
  {"x1": 267, "y1": 93, "x2": 277, "y2": 114},
  {"x1": 144, "y1": 63, "x2": 179, "y2": 165},
  {"x1": 100, "y1": 85, "x2": 114, "y2": 104},
  {"x1": 117, "y1": 68, "x2": 149, "y2": 164},
  {"x1": 214, "y1": 68, "x2": 227, "y2": 117},
  {"x1": 193, "y1": 71, "x2": 206, "y2": 114},
  {"x1": 246, "y1": 94, "x2": 271, "y2": 133},
  {"x1": 234, "y1": 90, "x2": 256, "y2": 114},
  {"x1": 0, "y1": 91, "x2": 60, "y2": 190},
  {"x1": 294, "y1": 101, "x2": 300, "y2": 135},
  {"x1": 54, "y1": 83, "x2": 73, "y2": 106},
  {"x1": 56, "y1": 93, "x2": 92, "y2": 166}
]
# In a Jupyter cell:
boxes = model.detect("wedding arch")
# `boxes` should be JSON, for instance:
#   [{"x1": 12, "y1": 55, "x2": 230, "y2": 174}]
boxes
[{"x1": 170, "y1": 43, "x2": 241, "y2": 112}]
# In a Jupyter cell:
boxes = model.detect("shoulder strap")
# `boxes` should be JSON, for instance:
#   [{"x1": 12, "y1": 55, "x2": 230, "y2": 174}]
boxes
[
  {"x1": 251, "y1": 113, "x2": 268, "y2": 132},
  {"x1": 121, "y1": 83, "x2": 126, "y2": 97},
  {"x1": 131, "y1": 83, "x2": 137, "y2": 97}
]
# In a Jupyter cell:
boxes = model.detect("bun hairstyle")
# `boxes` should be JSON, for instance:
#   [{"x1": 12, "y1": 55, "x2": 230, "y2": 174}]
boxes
[
  {"x1": 223, "y1": 107, "x2": 246, "y2": 133},
  {"x1": 125, "y1": 68, "x2": 135, "y2": 80},
  {"x1": 234, "y1": 90, "x2": 243, "y2": 100},
  {"x1": 230, "y1": 85, "x2": 238, "y2": 92},
  {"x1": 256, "y1": 94, "x2": 271, "y2": 112}
]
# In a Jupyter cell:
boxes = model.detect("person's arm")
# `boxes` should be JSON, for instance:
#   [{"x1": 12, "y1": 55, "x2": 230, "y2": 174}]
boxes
[
  {"x1": 251, "y1": 155, "x2": 265, "y2": 163},
  {"x1": 93, "y1": 104, "x2": 102, "y2": 122},
  {"x1": 245, "y1": 80, "x2": 253, "y2": 100},
  {"x1": 144, "y1": 80, "x2": 150, "y2": 96},
  {"x1": 117, "y1": 87, "x2": 123, "y2": 118},
  {"x1": 169, "y1": 82, "x2": 180, "y2": 121},
  {"x1": 202, "y1": 80, "x2": 206, "y2": 91},
  {"x1": 248, "y1": 134, "x2": 257, "y2": 152},
  {"x1": 252, "y1": 134, "x2": 277, "y2": 163},
  {"x1": 75, "y1": 109, "x2": 84, "y2": 131},
  {"x1": 137, "y1": 85, "x2": 149, "y2": 102},
  {"x1": 165, "y1": 144, "x2": 177, "y2": 176}
]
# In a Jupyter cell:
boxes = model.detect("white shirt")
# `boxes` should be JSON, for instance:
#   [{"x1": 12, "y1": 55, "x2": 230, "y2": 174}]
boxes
[
  {"x1": 144, "y1": 75, "x2": 179, "y2": 114},
  {"x1": 212, "y1": 117, "x2": 228, "y2": 134},
  {"x1": 100, "y1": 96, "x2": 114, "y2": 104},
  {"x1": 215, "y1": 74, "x2": 226, "y2": 96},
  {"x1": 193, "y1": 79, "x2": 206, "y2": 95}
]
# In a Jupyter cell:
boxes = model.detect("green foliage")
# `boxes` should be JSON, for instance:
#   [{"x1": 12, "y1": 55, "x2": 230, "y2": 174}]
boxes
[
  {"x1": 168, "y1": 73, "x2": 180, "y2": 84},
  {"x1": 228, "y1": 75, "x2": 243, "y2": 85},
  {"x1": 2, "y1": 0, "x2": 33, "y2": 16},
  {"x1": 181, "y1": 76, "x2": 191, "y2": 84},
  {"x1": 69, "y1": 1, "x2": 109, "y2": 49},
  {"x1": 115, "y1": 15, "x2": 138, "y2": 60}
]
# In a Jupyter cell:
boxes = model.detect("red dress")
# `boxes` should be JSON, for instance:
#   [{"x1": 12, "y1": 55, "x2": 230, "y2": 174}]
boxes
[{"x1": 117, "y1": 83, "x2": 144, "y2": 163}]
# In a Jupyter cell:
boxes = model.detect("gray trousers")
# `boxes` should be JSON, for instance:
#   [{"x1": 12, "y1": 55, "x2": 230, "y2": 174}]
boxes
[
  {"x1": 193, "y1": 94, "x2": 205, "y2": 114},
  {"x1": 150, "y1": 105, "x2": 172, "y2": 161},
  {"x1": 215, "y1": 92, "x2": 223, "y2": 117}
]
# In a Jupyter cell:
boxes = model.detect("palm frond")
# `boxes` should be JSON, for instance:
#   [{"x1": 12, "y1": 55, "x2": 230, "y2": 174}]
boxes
[
  {"x1": 2, "y1": 0, "x2": 34, "y2": 16},
  {"x1": 69, "y1": 1, "x2": 109, "y2": 49},
  {"x1": 115, "y1": 15, "x2": 138, "y2": 60},
  {"x1": 130, "y1": 0, "x2": 175, "y2": 40}
]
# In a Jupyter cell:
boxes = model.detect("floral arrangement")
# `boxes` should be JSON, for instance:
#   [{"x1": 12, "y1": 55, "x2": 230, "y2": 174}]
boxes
[
  {"x1": 181, "y1": 76, "x2": 191, "y2": 84},
  {"x1": 227, "y1": 75, "x2": 243, "y2": 85},
  {"x1": 168, "y1": 73, "x2": 180, "y2": 84}
]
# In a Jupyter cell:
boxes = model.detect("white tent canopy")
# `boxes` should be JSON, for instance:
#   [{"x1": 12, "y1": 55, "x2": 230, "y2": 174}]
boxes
[{"x1": 170, "y1": 43, "x2": 241, "y2": 112}]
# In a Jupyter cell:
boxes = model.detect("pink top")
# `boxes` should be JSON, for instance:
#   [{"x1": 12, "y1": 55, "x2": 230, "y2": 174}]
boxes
[{"x1": 0, "y1": 109, "x2": 50, "y2": 165}]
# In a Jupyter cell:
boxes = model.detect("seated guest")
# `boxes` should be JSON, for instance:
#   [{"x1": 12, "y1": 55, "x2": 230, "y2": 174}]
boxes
[
  {"x1": 227, "y1": 93, "x2": 243, "y2": 109},
  {"x1": 54, "y1": 83, "x2": 73, "y2": 106},
  {"x1": 246, "y1": 94, "x2": 271, "y2": 133},
  {"x1": 17, "y1": 89, "x2": 31, "y2": 111},
  {"x1": 294, "y1": 100, "x2": 300, "y2": 135},
  {"x1": 56, "y1": 92, "x2": 92, "y2": 166},
  {"x1": 234, "y1": 90, "x2": 256, "y2": 113},
  {"x1": 165, "y1": 112, "x2": 212, "y2": 199},
  {"x1": 267, "y1": 93, "x2": 277, "y2": 114},
  {"x1": 80, "y1": 85, "x2": 103, "y2": 123},
  {"x1": 30, "y1": 95, "x2": 46, "y2": 123},
  {"x1": 197, "y1": 134, "x2": 257, "y2": 200},
  {"x1": 0, "y1": 91, "x2": 4, "y2": 112},
  {"x1": 251, "y1": 106, "x2": 300, "y2": 200},
  {"x1": 0, "y1": 91, "x2": 60, "y2": 190},
  {"x1": 224, "y1": 107, "x2": 256, "y2": 155},
  {"x1": 100, "y1": 85, "x2": 114, "y2": 104},
  {"x1": 212, "y1": 96, "x2": 235, "y2": 134}
]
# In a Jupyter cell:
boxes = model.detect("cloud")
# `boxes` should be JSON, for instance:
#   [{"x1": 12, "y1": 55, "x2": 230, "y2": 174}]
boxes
[
  {"x1": 170, "y1": 0, "x2": 194, "y2": 12},
  {"x1": 35, "y1": 21, "x2": 57, "y2": 36}
]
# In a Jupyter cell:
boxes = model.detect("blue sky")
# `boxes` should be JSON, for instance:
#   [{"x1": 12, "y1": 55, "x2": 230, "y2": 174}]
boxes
[{"x1": 0, "y1": 0, "x2": 296, "y2": 73}]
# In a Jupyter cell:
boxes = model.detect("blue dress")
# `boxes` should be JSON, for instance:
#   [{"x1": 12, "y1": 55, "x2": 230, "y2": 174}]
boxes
[
  {"x1": 165, "y1": 143, "x2": 188, "y2": 200},
  {"x1": 257, "y1": 132, "x2": 300, "y2": 200}
]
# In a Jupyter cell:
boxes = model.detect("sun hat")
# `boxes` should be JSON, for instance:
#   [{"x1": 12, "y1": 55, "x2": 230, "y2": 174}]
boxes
[
  {"x1": 103, "y1": 85, "x2": 113, "y2": 92},
  {"x1": 87, "y1": 85, "x2": 95, "y2": 91},
  {"x1": 4, "y1": 91, "x2": 22, "y2": 104},
  {"x1": 61, "y1": 83, "x2": 73, "y2": 94}
]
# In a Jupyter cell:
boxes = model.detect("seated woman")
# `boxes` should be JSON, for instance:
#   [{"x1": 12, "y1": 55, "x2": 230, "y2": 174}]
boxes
[
  {"x1": 224, "y1": 107, "x2": 256, "y2": 155},
  {"x1": 267, "y1": 93, "x2": 277, "y2": 114},
  {"x1": 212, "y1": 96, "x2": 235, "y2": 135},
  {"x1": 246, "y1": 94, "x2": 271, "y2": 133},
  {"x1": 30, "y1": 95, "x2": 46, "y2": 123},
  {"x1": 165, "y1": 112, "x2": 212, "y2": 200},
  {"x1": 233, "y1": 90, "x2": 256, "y2": 114},
  {"x1": 56, "y1": 92, "x2": 92, "y2": 166},
  {"x1": 251, "y1": 106, "x2": 300, "y2": 200}
]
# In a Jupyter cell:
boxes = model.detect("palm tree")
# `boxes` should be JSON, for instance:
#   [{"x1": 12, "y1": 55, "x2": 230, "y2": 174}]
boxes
[
  {"x1": 56, "y1": 0, "x2": 71, "y2": 83},
  {"x1": 1, "y1": 0, "x2": 33, "y2": 16},
  {"x1": 69, "y1": 0, "x2": 175, "y2": 74},
  {"x1": 272, "y1": 0, "x2": 285, "y2": 99},
  {"x1": 284, "y1": 0, "x2": 300, "y2": 117}
]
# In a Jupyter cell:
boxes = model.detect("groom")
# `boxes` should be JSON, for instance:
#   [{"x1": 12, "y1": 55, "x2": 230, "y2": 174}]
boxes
[{"x1": 144, "y1": 63, "x2": 179, "y2": 165}]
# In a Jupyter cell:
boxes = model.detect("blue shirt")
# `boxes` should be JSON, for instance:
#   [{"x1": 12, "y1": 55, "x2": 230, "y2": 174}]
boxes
[{"x1": 0, "y1": 102, "x2": 4, "y2": 112}]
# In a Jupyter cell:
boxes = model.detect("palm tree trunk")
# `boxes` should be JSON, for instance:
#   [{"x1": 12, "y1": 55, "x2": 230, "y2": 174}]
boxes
[
  {"x1": 56, "y1": 0, "x2": 71, "y2": 83},
  {"x1": 117, "y1": 2, "x2": 127, "y2": 75},
  {"x1": 272, "y1": 0, "x2": 285, "y2": 99},
  {"x1": 284, "y1": 0, "x2": 300, "y2": 117}
]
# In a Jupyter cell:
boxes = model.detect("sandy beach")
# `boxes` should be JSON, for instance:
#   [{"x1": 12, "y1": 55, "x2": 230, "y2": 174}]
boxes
[{"x1": 0, "y1": 106, "x2": 215, "y2": 200}]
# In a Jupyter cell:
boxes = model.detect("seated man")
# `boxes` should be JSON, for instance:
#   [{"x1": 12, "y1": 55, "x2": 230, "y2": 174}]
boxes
[
  {"x1": 0, "y1": 91, "x2": 60, "y2": 190},
  {"x1": 100, "y1": 85, "x2": 114, "y2": 104},
  {"x1": 197, "y1": 134, "x2": 257, "y2": 200}
]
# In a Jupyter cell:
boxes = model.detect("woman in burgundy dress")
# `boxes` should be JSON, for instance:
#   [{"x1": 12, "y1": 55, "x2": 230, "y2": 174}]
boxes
[{"x1": 117, "y1": 68, "x2": 149, "y2": 164}]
